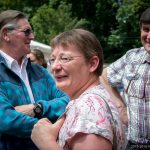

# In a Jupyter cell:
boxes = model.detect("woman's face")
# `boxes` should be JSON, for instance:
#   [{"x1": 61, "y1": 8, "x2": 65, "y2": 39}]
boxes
[
  {"x1": 27, "y1": 53, "x2": 42, "y2": 65},
  {"x1": 50, "y1": 45, "x2": 92, "y2": 99}
]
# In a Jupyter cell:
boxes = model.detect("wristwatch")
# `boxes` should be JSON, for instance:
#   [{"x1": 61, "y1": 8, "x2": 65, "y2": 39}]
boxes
[{"x1": 33, "y1": 103, "x2": 43, "y2": 119}]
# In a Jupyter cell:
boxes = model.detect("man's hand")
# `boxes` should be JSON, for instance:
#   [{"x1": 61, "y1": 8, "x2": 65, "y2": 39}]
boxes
[
  {"x1": 100, "y1": 68, "x2": 128, "y2": 126},
  {"x1": 118, "y1": 106, "x2": 128, "y2": 126},
  {"x1": 15, "y1": 104, "x2": 35, "y2": 117}
]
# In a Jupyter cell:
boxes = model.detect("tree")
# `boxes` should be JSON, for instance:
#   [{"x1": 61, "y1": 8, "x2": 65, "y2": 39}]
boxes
[
  {"x1": 107, "y1": 0, "x2": 149, "y2": 62},
  {"x1": 31, "y1": 0, "x2": 89, "y2": 45},
  {"x1": 0, "y1": 0, "x2": 49, "y2": 18},
  {"x1": 66, "y1": 0, "x2": 119, "y2": 63}
]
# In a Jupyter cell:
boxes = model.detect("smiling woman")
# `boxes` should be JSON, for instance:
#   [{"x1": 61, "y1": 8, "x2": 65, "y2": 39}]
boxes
[{"x1": 31, "y1": 28, "x2": 125, "y2": 150}]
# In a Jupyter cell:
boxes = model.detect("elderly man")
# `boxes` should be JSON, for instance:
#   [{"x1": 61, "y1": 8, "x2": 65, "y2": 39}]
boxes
[{"x1": 0, "y1": 10, "x2": 69, "y2": 150}]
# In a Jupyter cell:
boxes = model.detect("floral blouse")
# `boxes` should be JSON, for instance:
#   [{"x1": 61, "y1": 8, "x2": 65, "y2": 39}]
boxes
[{"x1": 58, "y1": 84, "x2": 125, "y2": 150}]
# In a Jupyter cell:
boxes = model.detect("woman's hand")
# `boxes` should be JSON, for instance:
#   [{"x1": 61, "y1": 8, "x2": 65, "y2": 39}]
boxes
[{"x1": 31, "y1": 117, "x2": 65, "y2": 150}]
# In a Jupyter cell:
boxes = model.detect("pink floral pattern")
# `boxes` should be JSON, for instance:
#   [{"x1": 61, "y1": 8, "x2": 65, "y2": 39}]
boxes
[{"x1": 58, "y1": 84, "x2": 125, "y2": 150}]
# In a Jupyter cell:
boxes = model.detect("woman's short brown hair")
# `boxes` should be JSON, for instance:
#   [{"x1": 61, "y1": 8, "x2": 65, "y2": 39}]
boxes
[{"x1": 51, "y1": 28, "x2": 103, "y2": 76}]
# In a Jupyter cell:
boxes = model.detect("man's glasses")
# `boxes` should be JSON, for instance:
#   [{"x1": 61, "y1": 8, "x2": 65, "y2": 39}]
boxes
[
  {"x1": 16, "y1": 28, "x2": 33, "y2": 36},
  {"x1": 6, "y1": 25, "x2": 33, "y2": 36},
  {"x1": 48, "y1": 55, "x2": 82, "y2": 66}
]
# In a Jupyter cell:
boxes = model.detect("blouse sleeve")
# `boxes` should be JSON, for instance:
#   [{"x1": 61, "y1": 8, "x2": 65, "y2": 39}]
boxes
[{"x1": 60, "y1": 94, "x2": 114, "y2": 144}]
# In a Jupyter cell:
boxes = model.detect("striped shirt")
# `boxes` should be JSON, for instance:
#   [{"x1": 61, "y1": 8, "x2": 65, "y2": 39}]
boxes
[{"x1": 107, "y1": 47, "x2": 150, "y2": 143}]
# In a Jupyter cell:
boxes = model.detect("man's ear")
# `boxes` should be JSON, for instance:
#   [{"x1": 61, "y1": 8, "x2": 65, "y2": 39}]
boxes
[
  {"x1": 1, "y1": 28, "x2": 10, "y2": 42},
  {"x1": 89, "y1": 56, "x2": 99, "y2": 73}
]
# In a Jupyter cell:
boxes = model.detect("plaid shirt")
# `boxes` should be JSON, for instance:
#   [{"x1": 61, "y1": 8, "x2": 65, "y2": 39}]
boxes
[
  {"x1": 0, "y1": 54, "x2": 69, "y2": 150},
  {"x1": 107, "y1": 47, "x2": 150, "y2": 143}
]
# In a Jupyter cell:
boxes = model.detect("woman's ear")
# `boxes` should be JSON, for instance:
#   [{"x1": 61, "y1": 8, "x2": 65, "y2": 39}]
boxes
[{"x1": 89, "y1": 56, "x2": 99, "y2": 73}]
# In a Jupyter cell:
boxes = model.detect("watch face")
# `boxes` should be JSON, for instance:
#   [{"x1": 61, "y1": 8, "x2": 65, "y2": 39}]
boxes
[
  {"x1": 35, "y1": 106, "x2": 41, "y2": 113},
  {"x1": 34, "y1": 104, "x2": 43, "y2": 118}
]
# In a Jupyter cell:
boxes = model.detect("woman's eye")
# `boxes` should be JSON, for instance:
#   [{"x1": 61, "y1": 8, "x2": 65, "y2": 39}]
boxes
[
  {"x1": 61, "y1": 57, "x2": 69, "y2": 62},
  {"x1": 49, "y1": 58, "x2": 55, "y2": 64},
  {"x1": 62, "y1": 57, "x2": 68, "y2": 60},
  {"x1": 50, "y1": 58, "x2": 55, "y2": 61}
]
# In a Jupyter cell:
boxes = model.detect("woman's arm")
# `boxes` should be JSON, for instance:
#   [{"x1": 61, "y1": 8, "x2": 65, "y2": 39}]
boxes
[{"x1": 70, "y1": 133, "x2": 112, "y2": 150}]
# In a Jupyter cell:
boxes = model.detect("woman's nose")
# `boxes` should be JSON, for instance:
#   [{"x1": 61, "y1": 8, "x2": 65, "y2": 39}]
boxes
[{"x1": 51, "y1": 62, "x2": 62, "y2": 72}]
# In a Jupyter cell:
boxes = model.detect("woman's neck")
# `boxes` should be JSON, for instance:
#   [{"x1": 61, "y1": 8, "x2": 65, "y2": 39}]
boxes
[{"x1": 70, "y1": 76, "x2": 100, "y2": 100}]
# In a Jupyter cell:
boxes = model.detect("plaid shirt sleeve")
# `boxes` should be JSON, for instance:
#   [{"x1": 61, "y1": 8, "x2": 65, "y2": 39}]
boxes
[{"x1": 107, "y1": 54, "x2": 127, "y2": 87}]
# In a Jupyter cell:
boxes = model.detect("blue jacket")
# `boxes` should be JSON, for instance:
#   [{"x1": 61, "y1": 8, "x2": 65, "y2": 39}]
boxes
[{"x1": 0, "y1": 54, "x2": 69, "y2": 150}]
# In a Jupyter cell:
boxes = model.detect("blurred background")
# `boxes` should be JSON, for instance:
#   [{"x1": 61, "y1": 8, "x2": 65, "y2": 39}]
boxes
[{"x1": 0, "y1": 0, "x2": 149, "y2": 63}]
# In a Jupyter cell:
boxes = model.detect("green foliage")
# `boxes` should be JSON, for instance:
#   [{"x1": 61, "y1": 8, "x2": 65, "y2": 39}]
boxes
[
  {"x1": 107, "y1": 0, "x2": 149, "y2": 62},
  {"x1": 0, "y1": 0, "x2": 49, "y2": 18},
  {"x1": 0, "y1": 0, "x2": 149, "y2": 62},
  {"x1": 31, "y1": 0, "x2": 89, "y2": 45}
]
